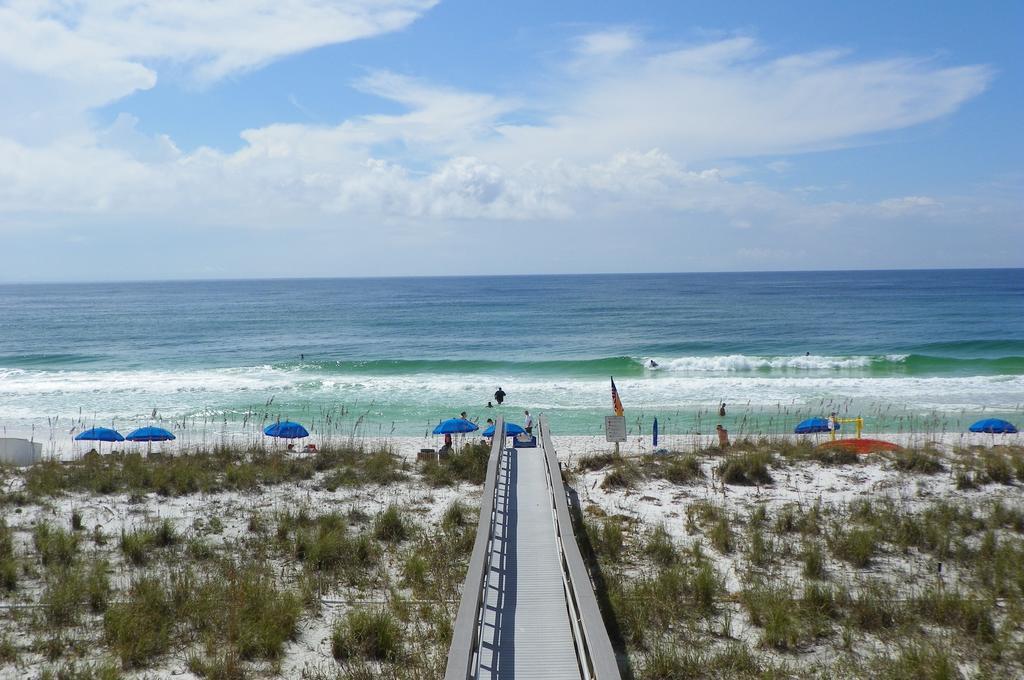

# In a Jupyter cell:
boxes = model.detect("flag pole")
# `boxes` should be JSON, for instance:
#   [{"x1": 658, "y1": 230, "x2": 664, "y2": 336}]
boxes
[{"x1": 611, "y1": 376, "x2": 624, "y2": 455}]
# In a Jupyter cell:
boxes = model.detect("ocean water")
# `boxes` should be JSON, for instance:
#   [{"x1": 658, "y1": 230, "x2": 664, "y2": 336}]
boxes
[{"x1": 0, "y1": 269, "x2": 1021, "y2": 444}]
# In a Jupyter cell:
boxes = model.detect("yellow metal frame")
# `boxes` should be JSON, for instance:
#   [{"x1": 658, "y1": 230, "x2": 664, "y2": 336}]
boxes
[{"x1": 830, "y1": 417, "x2": 863, "y2": 440}]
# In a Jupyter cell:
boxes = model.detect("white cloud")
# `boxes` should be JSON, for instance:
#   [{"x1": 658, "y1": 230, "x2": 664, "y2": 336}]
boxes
[
  {"x1": 3, "y1": 0, "x2": 437, "y2": 81},
  {"x1": 0, "y1": 22, "x2": 1012, "y2": 275},
  {"x1": 486, "y1": 37, "x2": 992, "y2": 165},
  {"x1": 575, "y1": 29, "x2": 639, "y2": 59},
  {"x1": 353, "y1": 71, "x2": 517, "y2": 156},
  {"x1": 0, "y1": 0, "x2": 437, "y2": 141},
  {"x1": 876, "y1": 195, "x2": 941, "y2": 215}
]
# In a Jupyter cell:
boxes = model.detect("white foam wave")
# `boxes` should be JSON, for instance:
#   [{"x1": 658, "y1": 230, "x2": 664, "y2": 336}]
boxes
[
  {"x1": 0, "y1": 364, "x2": 1021, "y2": 427},
  {"x1": 648, "y1": 354, "x2": 904, "y2": 372},
  {"x1": 0, "y1": 366, "x2": 300, "y2": 396}
]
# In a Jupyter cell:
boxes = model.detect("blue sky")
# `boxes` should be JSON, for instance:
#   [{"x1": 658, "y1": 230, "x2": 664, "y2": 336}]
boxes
[{"x1": 0, "y1": 0, "x2": 1020, "y2": 281}]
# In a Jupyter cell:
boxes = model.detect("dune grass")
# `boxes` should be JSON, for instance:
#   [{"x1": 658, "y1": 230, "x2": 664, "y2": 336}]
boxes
[
  {"x1": 889, "y1": 448, "x2": 945, "y2": 474},
  {"x1": 322, "y1": 450, "x2": 407, "y2": 489},
  {"x1": 716, "y1": 451, "x2": 773, "y2": 485},
  {"x1": 829, "y1": 526, "x2": 878, "y2": 568},
  {"x1": 1, "y1": 441, "x2": 483, "y2": 679},
  {"x1": 640, "y1": 453, "x2": 705, "y2": 484},
  {"x1": 104, "y1": 559, "x2": 303, "y2": 669},
  {"x1": 570, "y1": 444, "x2": 1024, "y2": 679},
  {"x1": 120, "y1": 520, "x2": 178, "y2": 566},
  {"x1": 7, "y1": 438, "x2": 1024, "y2": 678},
  {"x1": 331, "y1": 608, "x2": 403, "y2": 662},
  {"x1": 402, "y1": 521, "x2": 475, "y2": 601},
  {"x1": 373, "y1": 504, "x2": 409, "y2": 543},
  {"x1": 576, "y1": 451, "x2": 620, "y2": 473},
  {"x1": 600, "y1": 459, "x2": 644, "y2": 490},
  {"x1": 34, "y1": 522, "x2": 79, "y2": 568},
  {"x1": 37, "y1": 660, "x2": 121, "y2": 680},
  {"x1": 0, "y1": 519, "x2": 16, "y2": 592},
  {"x1": 594, "y1": 452, "x2": 707, "y2": 491},
  {"x1": 420, "y1": 441, "x2": 491, "y2": 486},
  {"x1": 23, "y1": 444, "x2": 402, "y2": 498}
]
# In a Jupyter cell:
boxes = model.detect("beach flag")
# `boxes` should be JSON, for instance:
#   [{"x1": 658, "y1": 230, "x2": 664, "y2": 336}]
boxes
[{"x1": 611, "y1": 377, "x2": 624, "y2": 416}]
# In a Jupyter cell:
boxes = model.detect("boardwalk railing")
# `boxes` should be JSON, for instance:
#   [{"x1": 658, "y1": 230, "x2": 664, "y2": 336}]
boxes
[
  {"x1": 444, "y1": 415, "x2": 621, "y2": 680},
  {"x1": 538, "y1": 414, "x2": 621, "y2": 680},
  {"x1": 444, "y1": 416, "x2": 505, "y2": 680}
]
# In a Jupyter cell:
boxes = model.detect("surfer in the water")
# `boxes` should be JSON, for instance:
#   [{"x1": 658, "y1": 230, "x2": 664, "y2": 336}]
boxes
[{"x1": 648, "y1": 359, "x2": 658, "y2": 368}]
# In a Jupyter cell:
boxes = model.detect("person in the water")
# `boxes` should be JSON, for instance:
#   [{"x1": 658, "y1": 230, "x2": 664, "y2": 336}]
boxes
[{"x1": 494, "y1": 387, "x2": 506, "y2": 405}]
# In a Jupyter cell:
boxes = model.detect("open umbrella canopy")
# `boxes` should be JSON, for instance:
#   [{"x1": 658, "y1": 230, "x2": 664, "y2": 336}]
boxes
[
  {"x1": 75, "y1": 427, "x2": 124, "y2": 442},
  {"x1": 263, "y1": 421, "x2": 310, "y2": 439},
  {"x1": 433, "y1": 418, "x2": 479, "y2": 435},
  {"x1": 126, "y1": 426, "x2": 176, "y2": 442},
  {"x1": 482, "y1": 422, "x2": 525, "y2": 437},
  {"x1": 794, "y1": 417, "x2": 840, "y2": 434},
  {"x1": 969, "y1": 418, "x2": 1018, "y2": 434}
]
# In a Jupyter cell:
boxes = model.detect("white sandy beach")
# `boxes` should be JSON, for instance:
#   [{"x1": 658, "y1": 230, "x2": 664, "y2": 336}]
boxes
[{"x1": 2, "y1": 428, "x2": 1022, "y2": 678}]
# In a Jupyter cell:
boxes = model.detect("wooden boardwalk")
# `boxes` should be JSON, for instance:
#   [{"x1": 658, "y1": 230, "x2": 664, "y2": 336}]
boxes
[
  {"x1": 445, "y1": 416, "x2": 621, "y2": 680},
  {"x1": 474, "y1": 445, "x2": 582, "y2": 679}
]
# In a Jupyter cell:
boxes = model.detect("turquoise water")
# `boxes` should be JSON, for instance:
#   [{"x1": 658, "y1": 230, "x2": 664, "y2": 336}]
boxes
[{"x1": 0, "y1": 269, "x2": 1021, "y2": 440}]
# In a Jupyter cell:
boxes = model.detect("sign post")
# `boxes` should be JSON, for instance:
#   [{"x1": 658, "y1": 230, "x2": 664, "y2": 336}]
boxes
[{"x1": 605, "y1": 415, "x2": 626, "y2": 454}]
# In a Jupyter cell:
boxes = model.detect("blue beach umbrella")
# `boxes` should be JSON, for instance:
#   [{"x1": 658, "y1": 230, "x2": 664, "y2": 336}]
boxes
[
  {"x1": 794, "y1": 417, "x2": 840, "y2": 434},
  {"x1": 482, "y1": 422, "x2": 525, "y2": 437},
  {"x1": 75, "y1": 427, "x2": 124, "y2": 443},
  {"x1": 126, "y1": 426, "x2": 176, "y2": 442},
  {"x1": 969, "y1": 418, "x2": 1018, "y2": 434},
  {"x1": 263, "y1": 421, "x2": 310, "y2": 439},
  {"x1": 433, "y1": 418, "x2": 480, "y2": 435},
  {"x1": 653, "y1": 417, "x2": 659, "y2": 447}
]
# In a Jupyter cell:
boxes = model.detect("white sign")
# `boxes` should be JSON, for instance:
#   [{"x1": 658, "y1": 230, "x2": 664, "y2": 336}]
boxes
[{"x1": 604, "y1": 416, "x2": 626, "y2": 442}]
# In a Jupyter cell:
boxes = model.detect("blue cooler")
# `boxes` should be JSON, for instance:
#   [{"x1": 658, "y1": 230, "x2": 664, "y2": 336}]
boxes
[{"x1": 513, "y1": 434, "x2": 537, "y2": 448}]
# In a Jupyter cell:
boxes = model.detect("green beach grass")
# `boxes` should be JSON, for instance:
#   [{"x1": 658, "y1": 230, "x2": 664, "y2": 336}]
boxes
[{"x1": 1, "y1": 438, "x2": 1023, "y2": 678}]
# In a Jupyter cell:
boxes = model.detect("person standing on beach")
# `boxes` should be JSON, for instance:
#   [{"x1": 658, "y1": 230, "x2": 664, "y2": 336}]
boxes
[
  {"x1": 494, "y1": 387, "x2": 506, "y2": 405},
  {"x1": 716, "y1": 424, "x2": 730, "y2": 449},
  {"x1": 719, "y1": 402, "x2": 727, "y2": 417},
  {"x1": 524, "y1": 410, "x2": 533, "y2": 435}
]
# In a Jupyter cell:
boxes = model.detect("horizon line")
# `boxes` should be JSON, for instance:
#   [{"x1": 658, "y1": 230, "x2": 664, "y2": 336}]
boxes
[{"x1": 0, "y1": 265, "x2": 1020, "y2": 287}]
